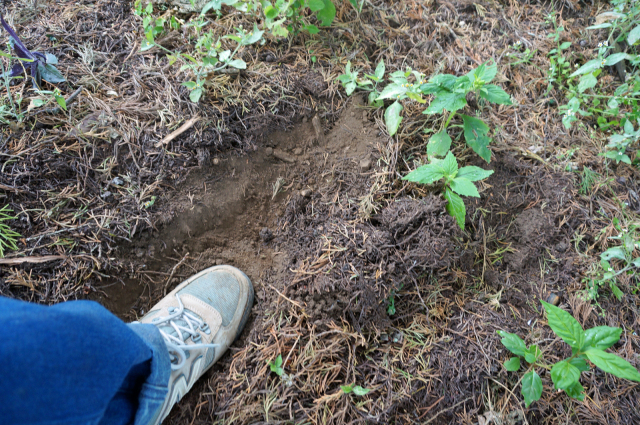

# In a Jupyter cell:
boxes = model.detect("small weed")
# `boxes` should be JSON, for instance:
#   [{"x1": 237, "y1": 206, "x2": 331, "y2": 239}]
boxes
[
  {"x1": 0, "y1": 205, "x2": 21, "y2": 258},
  {"x1": 578, "y1": 166, "x2": 600, "y2": 195},
  {"x1": 499, "y1": 300, "x2": 640, "y2": 407},
  {"x1": 268, "y1": 354, "x2": 284, "y2": 376},
  {"x1": 340, "y1": 383, "x2": 370, "y2": 396}
]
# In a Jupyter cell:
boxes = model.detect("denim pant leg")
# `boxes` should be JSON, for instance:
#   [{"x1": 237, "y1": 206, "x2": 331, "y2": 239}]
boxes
[{"x1": 0, "y1": 296, "x2": 170, "y2": 425}]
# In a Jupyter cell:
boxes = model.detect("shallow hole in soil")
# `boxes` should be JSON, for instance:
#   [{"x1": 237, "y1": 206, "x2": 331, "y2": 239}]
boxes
[{"x1": 91, "y1": 99, "x2": 379, "y2": 321}]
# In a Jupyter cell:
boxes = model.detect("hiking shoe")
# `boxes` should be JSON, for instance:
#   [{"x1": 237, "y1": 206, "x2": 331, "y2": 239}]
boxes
[{"x1": 139, "y1": 265, "x2": 253, "y2": 424}]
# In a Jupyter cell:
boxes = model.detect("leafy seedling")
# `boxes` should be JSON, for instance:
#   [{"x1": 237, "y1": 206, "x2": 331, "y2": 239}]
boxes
[
  {"x1": 499, "y1": 300, "x2": 640, "y2": 408},
  {"x1": 403, "y1": 151, "x2": 494, "y2": 229},
  {"x1": 341, "y1": 383, "x2": 371, "y2": 396},
  {"x1": 0, "y1": 15, "x2": 65, "y2": 88},
  {"x1": 268, "y1": 354, "x2": 284, "y2": 376}
]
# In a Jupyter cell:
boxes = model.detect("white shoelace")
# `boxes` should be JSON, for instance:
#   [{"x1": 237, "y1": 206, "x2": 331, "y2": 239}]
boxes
[{"x1": 152, "y1": 294, "x2": 219, "y2": 370}]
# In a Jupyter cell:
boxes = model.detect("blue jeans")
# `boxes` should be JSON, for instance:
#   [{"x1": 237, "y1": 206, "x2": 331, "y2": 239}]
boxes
[{"x1": 0, "y1": 296, "x2": 171, "y2": 425}]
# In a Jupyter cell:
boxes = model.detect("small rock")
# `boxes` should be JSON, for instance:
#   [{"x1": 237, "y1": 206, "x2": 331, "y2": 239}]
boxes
[
  {"x1": 295, "y1": 183, "x2": 302, "y2": 190},
  {"x1": 350, "y1": 111, "x2": 355, "y2": 117},
  {"x1": 293, "y1": 147, "x2": 303, "y2": 155},
  {"x1": 111, "y1": 177, "x2": 124, "y2": 186},
  {"x1": 212, "y1": 158, "x2": 220, "y2": 165},
  {"x1": 360, "y1": 158, "x2": 372, "y2": 171},
  {"x1": 101, "y1": 191, "x2": 112, "y2": 199},
  {"x1": 546, "y1": 293, "x2": 561, "y2": 306},
  {"x1": 135, "y1": 248, "x2": 145, "y2": 258},
  {"x1": 301, "y1": 189, "x2": 312, "y2": 198},
  {"x1": 302, "y1": 117, "x2": 308, "y2": 123},
  {"x1": 308, "y1": 178, "x2": 316, "y2": 185},
  {"x1": 273, "y1": 149, "x2": 296, "y2": 163},
  {"x1": 215, "y1": 259, "x2": 224, "y2": 266},
  {"x1": 265, "y1": 147, "x2": 273, "y2": 156}
]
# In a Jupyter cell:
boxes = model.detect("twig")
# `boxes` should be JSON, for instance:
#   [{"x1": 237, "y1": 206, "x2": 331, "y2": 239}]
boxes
[
  {"x1": 155, "y1": 116, "x2": 200, "y2": 148},
  {"x1": 163, "y1": 252, "x2": 190, "y2": 295},
  {"x1": 268, "y1": 283, "x2": 304, "y2": 308},
  {"x1": 0, "y1": 255, "x2": 66, "y2": 265}
]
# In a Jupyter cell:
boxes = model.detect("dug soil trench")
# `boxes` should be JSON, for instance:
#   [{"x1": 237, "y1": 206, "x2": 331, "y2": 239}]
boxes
[{"x1": 92, "y1": 100, "x2": 379, "y2": 321}]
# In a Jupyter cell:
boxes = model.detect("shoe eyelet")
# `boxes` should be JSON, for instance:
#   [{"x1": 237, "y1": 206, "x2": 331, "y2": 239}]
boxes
[
  {"x1": 200, "y1": 323, "x2": 210, "y2": 334},
  {"x1": 192, "y1": 333, "x2": 202, "y2": 343},
  {"x1": 168, "y1": 307, "x2": 176, "y2": 313}
]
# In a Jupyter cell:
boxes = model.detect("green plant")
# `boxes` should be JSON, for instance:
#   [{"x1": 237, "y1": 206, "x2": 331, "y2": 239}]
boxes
[
  {"x1": 268, "y1": 354, "x2": 284, "y2": 376},
  {"x1": 556, "y1": 0, "x2": 640, "y2": 163},
  {"x1": 403, "y1": 151, "x2": 494, "y2": 229},
  {"x1": 507, "y1": 40, "x2": 537, "y2": 67},
  {"x1": 0, "y1": 205, "x2": 21, "y2": 258},
  {"x1": 340, "y1": 383, "x2": 370, "y2": 396},
  {"x1": 336, "y1": 60, "x2": 384, "y2": 107},
  {"x1": 499, "y1": 300, "x2": 640, "y2": 407},
  {"x1": 585, "y1": 219, "x2": 640, "y2": 301},
  {"x1": 341, "y1": 61, "x2": 512, "y2": 161},
  {"x1": 135, "y1": 2, "x2": 263, "y2": 103},
  {"x1": 259, "y1": 0, "x2": 335, "y2": 38},
  {"x1": 545, "y1": 12, "x2": 574, "y2": 94}
]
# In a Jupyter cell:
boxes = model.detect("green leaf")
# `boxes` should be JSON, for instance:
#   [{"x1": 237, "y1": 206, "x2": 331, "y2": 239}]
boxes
[
  {"x1": 471, "y1": 61, "x2": 498, "y2": 83},
  {"x1": 384, "y1": 101, "x2": 403, "y2": 136},
  {"x1": 427, "y1": 131, "x2": 452, "y2": 157},
  {"x1": 444, "y1": 188, "x2": 466, "y2": 229},
  {"x1": 341, "y1": 383, "x2": 353, "y2": 393},
  {"x1": 559, "y1": 41, "x2": 572, "y2": 50},
  {"x1": 441, "y1": 151, "x2": 458, "y2": 177},
  {"x1": 376, "y1": 83, "x2": 407, "y2": 100},
  {"x1": 306, "y1": 24, "x2": 319, "y2": 34},
  {"x1": 54, "y1": 93, "x2": 67, "y2": 111},
  {"x1": 585, "y1": 348, "x2": 640, "y2": 382},
  {"x1": 345, "y1": 81, "x2": 356, "y2": 96},
  {"x1": 601, "y1": 247, "x2": 626, "y2": 261},
  {"x1": 264, "y1": 5, "x2": 279, "y2": 19},
  {"x1": 38, "y1": 63, "x2": 66, "y2": 83},
  {"x1": 316, "y1": 0, "x2": 335, "y2": 26},
  {"x1": 540, "y1": 300, "x2": 584, "y2": 349},
  {"x1": 478, "y1": 84, "x2": 512, "y2": 105},
  {"x1": 629, "y1": 25, "x2": 640, "y2": 45},
  {"x1": 565, "y1": 381, "x2": 585, "y2": 401},
  {"x1": 374, "y1": 60, "x2": 385, "y2": 80},
  {"x1": 604, "y1": 53, "x2": 630, "y2": 66},
  {"x1": 497, "y1": 330, "x2": 527, "y2": 356},
  {"x1": 504, "y1": 357, "x2": 521, "y2": 372},
  {"x1": 551, "y1": 360, "x2": 581, "y2": 390},
  {"x1": 353, "y1": 386, "x2": 370, "y2": 396},
  {"x1": 524, "y1": 345, "x2": 542, "y2": 364},
  {"x1": 403, "y1": 163, "x2": 445, "y2": 185},
  {"x1": 451, "y1": 177, "x2": 479, "y2": 197},
  {"x1": 571, "y1": 59, "x2": 602, "y2": 77},
  {"x1": 461, "y1": 114, "x2": 492, "y2": 163},
  {"x1": 521, "y1": 371, "x2": 543, "y2": 408},
  {"x1": 457, "y1": 166, "x2": 493, "y2": 182},
  {"x1": 583, "y1": 326, "x2": 622, "y2": 350},
  {"x1": 307, "y1": 0, "x2": 325, "y2": 11},
  {"x1": 189, "y1": 88, "x2": 203, "y2": 103},
  {"x1": 586, "y1": 23, "x2": 612, "y2": 30},
  {"x1": 227, "y1": 59, "x2": 247, "y2": 69},
  {"x1": 578, "y1": 73, "x2": 597, "y2": 93},
  {"x1": 424, "y1": 92, "x2": 467, "y2": 114},
  {"x1": 569, "y1": 357, "x2": 590, "y2": 372}
]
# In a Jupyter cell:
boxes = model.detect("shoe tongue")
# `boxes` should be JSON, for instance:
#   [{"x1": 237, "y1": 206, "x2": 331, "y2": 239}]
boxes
[{"x1": 160, "y1": 308, "x2": 202, "y2": 342}]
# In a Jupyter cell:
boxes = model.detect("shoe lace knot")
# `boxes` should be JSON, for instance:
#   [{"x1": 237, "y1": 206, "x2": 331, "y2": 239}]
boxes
[{"x1": 152, "y1": 293, "x2": 218, "y2": 370}]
